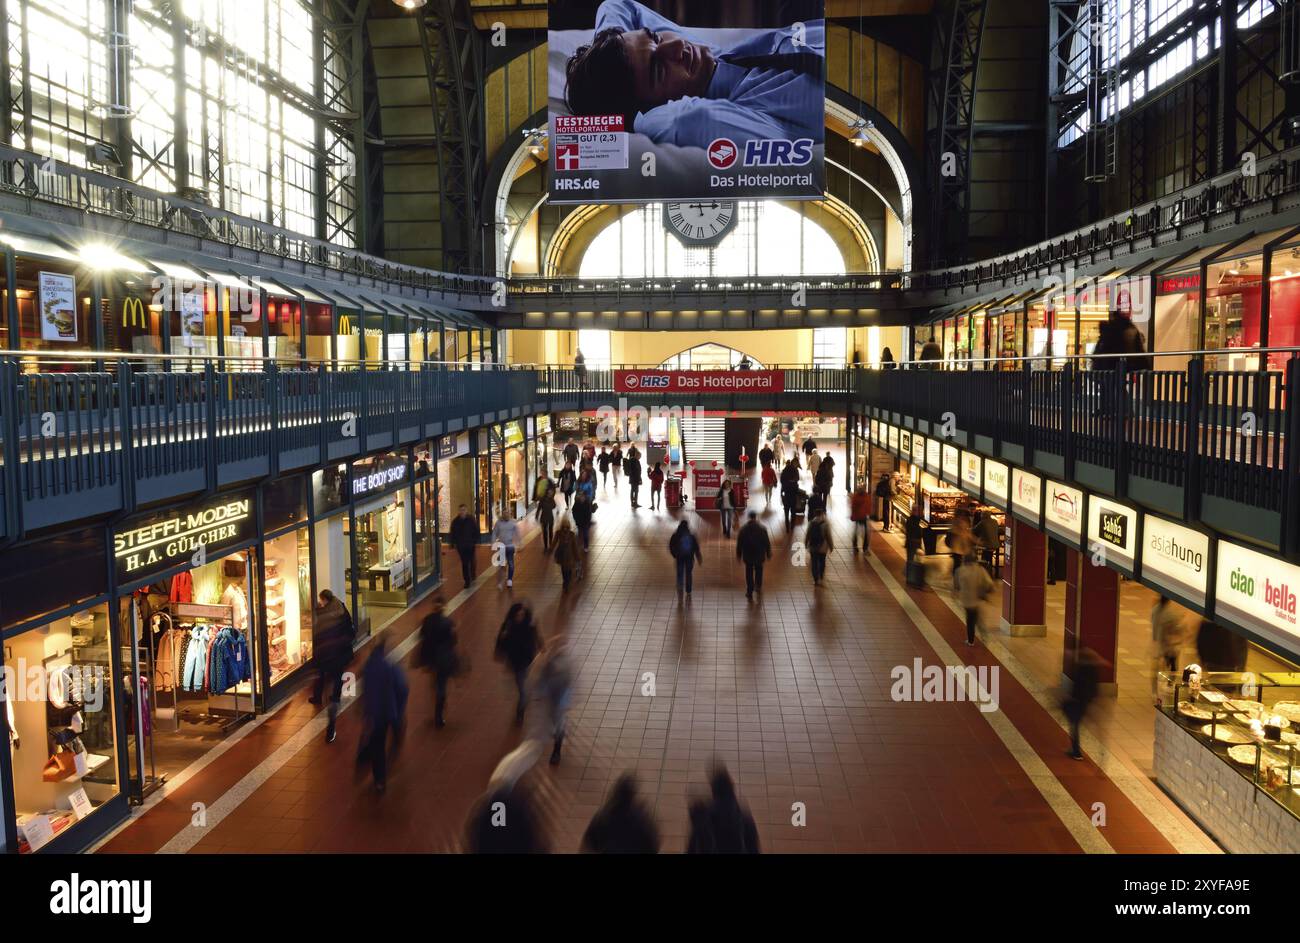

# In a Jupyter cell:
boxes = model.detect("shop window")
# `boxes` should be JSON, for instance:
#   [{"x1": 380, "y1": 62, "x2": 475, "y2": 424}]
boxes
[
  {"x1": 1206, "y1": 252, "x2": 1264, "y2": 371},
  {"x1": 13, "y1": 256, "x2": 95, "y2": 364},
  {"x1": 1267, "y1": 241, "x2": 1300, "y2": 372},
  {"x1": 8, "y1": 603, "x2": 119, "y2": 852},
  {"x1": 312, "y1": 464, "x2": 349, "y2": 517},
  {"x1": 347, "y1": 492, "x2": 413, "y2": 637},
  {"x1": 265, "y1": 476, "x2": 307, "y2": 533},
  {"x1": 102, "y1": 272, "x2": 165, "y2": 363},
  {"x1": 264, "y1": 530, "x2": 312, "y2": 686},
  {"x1": 267, "y1": 296, "x2": 303, "y2": 365},
  {"x1": 305, "y1": 302, "x2": 333, "y2": 365}
]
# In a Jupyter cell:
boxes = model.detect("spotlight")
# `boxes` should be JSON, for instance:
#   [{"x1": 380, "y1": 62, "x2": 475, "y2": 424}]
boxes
[{"x1": 394, "y1": 0, "x2": 427, "y2": 9}]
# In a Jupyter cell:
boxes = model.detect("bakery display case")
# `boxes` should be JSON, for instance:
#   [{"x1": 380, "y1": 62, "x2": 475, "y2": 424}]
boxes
[
  {"x1": 922, "y1": 486, "x2": 964, "y2": 527},
  {"x1": 1158, "y1": 670, "x2": 1300, "y2": 820}
]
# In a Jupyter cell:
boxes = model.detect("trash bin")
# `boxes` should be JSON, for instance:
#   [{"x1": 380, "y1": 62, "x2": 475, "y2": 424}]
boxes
[{"x1": 665, "y1": 475, "x2": 684, "y2": 509}]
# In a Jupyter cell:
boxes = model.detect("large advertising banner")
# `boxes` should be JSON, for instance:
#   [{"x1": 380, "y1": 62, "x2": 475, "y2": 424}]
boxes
[
  {"x1": 613, "y1": 369, "x2": 784, "y2": 393},
  {"x1": 548, "y1": 0, "x2": 825, "y2": 204}
]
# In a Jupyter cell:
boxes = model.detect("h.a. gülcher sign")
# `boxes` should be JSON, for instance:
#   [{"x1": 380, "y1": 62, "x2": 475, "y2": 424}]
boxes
[
  {"x1": 114, "y1": 494, "x2": 253, "y2": 582},
  {"x1": 613, "y1": 370, "x2": 785, "y2": 394}
]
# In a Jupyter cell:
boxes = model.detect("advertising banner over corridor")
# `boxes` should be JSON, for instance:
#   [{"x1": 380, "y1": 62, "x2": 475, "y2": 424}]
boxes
[
  {"x1": 548, "y1": 0, "x2": 826, "y2": 203},
  {"x1": 613, "y1": 369, "x2": 785, "y2": 394}
]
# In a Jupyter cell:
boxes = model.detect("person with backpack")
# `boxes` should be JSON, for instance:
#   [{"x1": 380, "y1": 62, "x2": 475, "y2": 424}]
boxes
[
  {"x1": 597, "y1": 445, "x2": 612, "y2": 488},
  {"x1": 418, "y1": 596, "x2": 460, "y2": 728},
  {"x1": 669, "y1": 520, "x2": 703, "y2": 597},
  {"x1": 849, "y1": 484, "x2": 871, "y2": 553},
  {"x1": 761, "y1": 462, "x2": 778, "y2": 505},
  {"x1": 956, "y1": 553, "x2": 994, "y2": 647},
  {"x1": 736, "y1": 511, "x2": 772, "y2": 601},
  {"x1": 582, "y1": 773, "x2": 661, "y2": 853},
  {"x1": 577, "y1": 467, "x2": 596, "y2": 503},
  {"x1": 648, "y1": 461, "x2": 666, "y2": 510},
  {"x1": 356, "y1": 640, "x2": 408, "y2": 794},
  {"x1": 625, "y1": 448, "x2": 643, "y2": 508},
  {"x1": 806, "y1": 510, "x2": 833, "y2": 587},
  {"x1": 553, "y1": 519, "x2": 582, "y2": 591},
  {"x1": 533, "y1": 469, "x2": 553, "y2": 517},
  {"x1": 309, "y1": 589, "x2": 355, "y2": 744},
  {"x1": 572, "y1": 489, "x2": 596, "y2": 551},
  {"x1": 449, "y1": 504, "x2": 480, "y2": 590},
  {"x1": 686, "y1": 766, "x2": 759, "y2": 854},
  {"x1": 718, "y1": 479, "x2": 737, "y2": 537},
  {"x1": 558, "y1": 461, "x2": 577, "y2": 509},
  {"x1": 538, "y1": 483, "x2": 557, "y2": 551},
  {"x1": 495, "y1": 602, "x2": 541, "y2": 722}
]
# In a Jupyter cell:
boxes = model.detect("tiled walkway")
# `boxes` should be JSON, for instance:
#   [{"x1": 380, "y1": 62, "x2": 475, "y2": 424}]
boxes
[{"x1": 95, "y1": 455, "x2": 1209, "y2": 854}]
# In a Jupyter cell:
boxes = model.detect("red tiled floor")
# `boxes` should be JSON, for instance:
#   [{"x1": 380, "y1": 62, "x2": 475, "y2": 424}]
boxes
[{"x1": 98, "y1": 454, "x2": 1178, "y2": 854}]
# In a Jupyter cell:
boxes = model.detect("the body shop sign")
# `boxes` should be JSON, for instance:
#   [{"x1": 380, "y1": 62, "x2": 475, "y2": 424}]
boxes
[
  {"x1": 941, "y1": 444, "x2": 960, "y2": 486},
  {"x1": 1215, "y1": 541, "x2": 1300, "y2": 653},
  {"x1": 960, "y1": 451, "x2": 982, "y2": 496},
  {"x1": 115, "y1": 494, "x2": 253, "y2": 582},
  {"x1": 1087, "y1": 495, "x2": 1138, "y2": 575},
  {"x1": 1011, "y1": 468, "x2": 1042, "y2": 525},
  {"x1": 1142, "y1": 515, "x2": 1210, "y2": 609},
  {"x1": 1044, "y1": 480, "x2": 1084, "y2": 546},
  {"x1": 926, "y1": 438, "x2": 941, "y2": 475},
  {"x1": 983, "y1": 460, "x2": 1009, "y2": 507}
]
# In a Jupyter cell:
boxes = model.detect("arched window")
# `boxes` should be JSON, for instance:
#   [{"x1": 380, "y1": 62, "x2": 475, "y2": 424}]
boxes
[
  {"x1": 579, "y1": 202, "x2": 846, "y2": 278},
  {"x1": 660, "y1": 344, "x2": 763, "y2": 370}
]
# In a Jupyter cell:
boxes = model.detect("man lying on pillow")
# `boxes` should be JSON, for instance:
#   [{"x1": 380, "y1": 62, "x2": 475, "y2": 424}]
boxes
[{"x1": 564, "y1": 0, "x2": 824, "y2": 148}]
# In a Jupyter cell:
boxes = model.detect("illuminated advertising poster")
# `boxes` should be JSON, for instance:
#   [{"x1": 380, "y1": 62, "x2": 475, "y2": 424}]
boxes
[
  {"x1": 548, "y1": 0, "x2": 826, "y2": 204},
  {"x1": 1141, "y1": 515, "x2": 1210, "y2": 610},
  {"x1": 900, "y1": 429, "x2": 912, "y2": 458},
  {"x1": 911, "y1": 433, "x2": 925, "y2": 469},
  {"x1": 1043, "y1": 479, "x2": 1084, "y2": 547},
  {"x1": 1010, "y1": 468, "x2": 1042, "y2": 526},
  {"x1": 983, "y1": 460, "x2": 1009, "y2": 508},
  {"x1": 870, "y1": 419, "x2": 880, "y2": 445},
  {"x1": 1086, "y1": 495, "x2": 1138, "y2": 575},
  {"x1": 1215, "y1": 541, "x2": 1300, "y2": 653},
  {"x1": 887, "y1": 424, "x2": 899, "y2": 455},
  {"x1": 926, "y1": 437, "x2": 941, "y2": 475},
  {"x1": 941, "y1": 444, "x2": 960, "y2": 486},
  {"x1": 959, "y1": 451, "x2": 982, "y2": 497}
]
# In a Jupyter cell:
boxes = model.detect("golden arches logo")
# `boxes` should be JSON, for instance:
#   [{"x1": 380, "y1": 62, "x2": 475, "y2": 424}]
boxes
[
  {"x1": 337, "y1": 314, "x2": 352, "y2": 334},
  {"x1": 122, "y1": 296, "x2": 147, "y2": 329}
]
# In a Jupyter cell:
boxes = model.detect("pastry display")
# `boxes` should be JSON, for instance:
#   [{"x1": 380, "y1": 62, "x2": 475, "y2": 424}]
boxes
[
  {"x1": 1200, "y1": 723, "x2": 1254, "y2": 744},
  {"x1": 1177, "y1": 701, "x2": 1215, "y2": 721},
  {"x1": 1227, "y1": 744, "x2": 1286, "y2": 770},
  {"x1": 1225, "y1": 699, "x2": 1265, "y2": 714},
  {"x1": 1235, "y1": 712, "x2": 1291, "y2": 729},
  {"x1": 1271, "y1": 701, "x2": 1300, "y2": 724},
  {"x1": 1200, "y1": 690, "x2": 1228, "y2": 704}
]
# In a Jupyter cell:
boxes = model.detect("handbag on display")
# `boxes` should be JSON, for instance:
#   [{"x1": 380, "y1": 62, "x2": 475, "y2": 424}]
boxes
[{"x1": 42, "y1": 748, "x2": 78, "y2": 782}]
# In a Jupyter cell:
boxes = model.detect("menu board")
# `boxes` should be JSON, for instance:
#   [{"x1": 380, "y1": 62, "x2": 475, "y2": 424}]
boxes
[
  {"x1": 911, "y1": 433, "x2": 926, "y2": 468},
  {"x1": 960, "y1": 451, "x2": 982, "y2": 497},
  {"x1": 1086, "y1": 495, "x2": 1139, "y2": 575},
  {"x1": 900, "y1": 429, "x2": 912, "y2": 458},
  {"x1": 1010, "y1": 467, "x2": 1043, "y2": 525},
  {"x1": 1215, "y1": 540, "x2": 1300, "y2": 654},
  {"x1": 941, "y1": 444, "x2": 960, "y2": 486},
  {"x1": 926, "y1": 437, "x2": 942, "y2": 475},
  {"x1": 1043, "y1": 479, "x2": 1084, "y2": 546},
  {"x1": 1142, "y1": 514, "x2": 1210, "y2": 610},
  {"x1": 983, "y1": 460, "x2": 1009, "y2": 508}
]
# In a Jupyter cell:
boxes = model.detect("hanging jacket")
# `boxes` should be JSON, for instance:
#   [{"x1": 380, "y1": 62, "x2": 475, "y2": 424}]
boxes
[
  {"x1": 169, "y1": 571, "x2": 194, "y2": 604},
  {"x1": 183, "y1": 626, "x2": 211, "y2": 691}
]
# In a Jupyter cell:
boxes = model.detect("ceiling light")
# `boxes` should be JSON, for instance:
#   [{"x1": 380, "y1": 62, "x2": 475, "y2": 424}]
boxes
[
  {"x1": 78, "y1": 243, "x2": 150, "y2": 273},
  {"x1": 395, "y1": 0, "x2": 426, "y2": 9}
]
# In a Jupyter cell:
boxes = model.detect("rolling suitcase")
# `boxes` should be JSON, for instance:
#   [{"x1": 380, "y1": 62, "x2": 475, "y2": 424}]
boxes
[{"x1": 794, "y1": 489, "x2": 808, "y2": 516}]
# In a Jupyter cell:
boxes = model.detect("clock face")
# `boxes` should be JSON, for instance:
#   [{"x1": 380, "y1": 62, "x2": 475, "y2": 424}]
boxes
[{"x1": 663, "y1": 201, "x2": 737, "y2": 247}]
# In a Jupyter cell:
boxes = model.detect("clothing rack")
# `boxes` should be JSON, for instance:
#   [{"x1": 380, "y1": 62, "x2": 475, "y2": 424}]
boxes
[{"x1": 166, "y1": 602, "x2": 254, "y2": 733}]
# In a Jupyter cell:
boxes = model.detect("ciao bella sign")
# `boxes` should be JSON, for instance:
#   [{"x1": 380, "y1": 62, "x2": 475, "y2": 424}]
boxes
[{"x1": 115, "y1": 495, "x2": 253, "y2": 583}]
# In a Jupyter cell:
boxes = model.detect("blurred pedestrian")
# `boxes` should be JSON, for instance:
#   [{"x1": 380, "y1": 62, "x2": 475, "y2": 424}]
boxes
[
  {"x1": 418, "y1": 596, "x2": 460, "y2": 728},
  {"x1": 538, "y1": 484, "x2": 557, "y2": 551},
  {"x1": 574, "y1": 348, "x2": 587, "y2": 388},
  {"x1": 761, "y1": 462, "x2": 777, "y2": 505},
  {"x1": 355, "y1": 640, "x2": 408, "y2": 794},
  {"x1": 849, "y1": 484, "x2": 871, "y2": 553},
  {"x1": 533, "y1": 469, "x2": 553, "y2": 515},
  {"x1": 450, "y1": 504, "x2": 479, "y2": 589},
  {"x1": 573, "y1": 489, "x2": 595, "y2": 552},
  {"x1": 649, "y1": 461, "x2": 665, "y2": 510},
  {"x1": 758, "y1": 442, "x2": 774, "y2": 469},
  {"x1": 558, "y1": 461, "x2": 577, "y2": 509},
  {"x1": 1063, "y1": 648, "x2": 1103, "y2": 760},
  {"x1": 779, "y1": 459, "x2": 800, "y2": 528},
  {"x1": 806, "y1": 509, "x2": 833, "y2": 587},
  {"x1": 610, "y1": 443, "x2": 623, "y2": 488},
  {"x1": 491, "y1": 505, "x2": 520, "y2": 588},
  {"x1": 597, "y1": 445, "x2": 612, "y2": 488},
  {"x1": 626, "y1": 448, "x2": 643, "y2": 508},
  {"x1": 874, "y1": 473, "x2": 894, "y2": 532},
  {"x1": 527, "y1": 639, "x2": 574, "y2": 765},
  {"x1": 494, "y1": 602, "x2": 541, "y2": 722},
  {"x1": 309, "y1": 589, "x2": 355, "y2": 744},
  {"x1": 956, "y1": 553, "x2": 993, "y2": 647},
  {"x1": 686, "y1": 766, "x2": 759, "y2": 854},
  {"x1": 736, "y1": 511, "x2": 772, "y2": 601},
  {"x1": 945, "y1": 511, "x2": 974, "y2": 590},
  {"x1": 718, "y1": 478, "x2": 737, "y2": 537},
  {"x1": 808, "y1": 449, "x2": 822, "y2": 482},
  {"x1": 582, "y1": 774, "x2": 661, "y2": 854},
  {"x1": 577, "y1": 467, "x2": 596, "y2": 503},
  {"x1": 1152, "y1": 596, "x2": 1190, "y2": 675},
  {"x1": 669, "y1": 520, "x2": 703, "y2": 597},
  {"x1": 553, "y1": 519, "x2": 581, "y2": 590},
  {"x1": 465, "y1": 784, "x2": 548, "y2": 854},
  {"x1": 904, "y1": 504, "x2": 926, "y2": 564}
]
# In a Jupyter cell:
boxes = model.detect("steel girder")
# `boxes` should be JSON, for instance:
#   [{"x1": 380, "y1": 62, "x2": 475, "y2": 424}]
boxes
[
  {"x1": 926, "y1": 0, "x2": 988, "y2": 268},
  {"x1": 418, "y1": 0, "x2": 486, "y2": 274}
]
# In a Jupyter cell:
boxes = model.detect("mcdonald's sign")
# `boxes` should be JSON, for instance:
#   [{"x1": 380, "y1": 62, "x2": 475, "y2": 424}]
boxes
[
  {"x1": 122, "y1": 296, "x2": 148, "y2": 329},
  {"x1": 337, "y1": 314, "x2": 352, "y2": 334}
]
